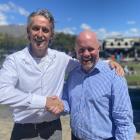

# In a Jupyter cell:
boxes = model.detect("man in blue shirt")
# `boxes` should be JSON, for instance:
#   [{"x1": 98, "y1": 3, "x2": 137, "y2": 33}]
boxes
[{"x1": 49, "y1": 30, "x2": 136, "y2": 140}]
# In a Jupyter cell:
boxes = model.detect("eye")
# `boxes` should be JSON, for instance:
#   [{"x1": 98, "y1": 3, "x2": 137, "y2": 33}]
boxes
[
  {"x1": 32, "y1": 26, "x2": 40, "y2": 31},
  {"x1": 78, "y1": 48, "x2": 95, "y2": 53},
  {"x1": 79, "y1": 48, "x2": 85, "y2": 53},
  {"x1": 42, "y1": 27, "x2": 50, "y2": 33},
  {"x1": 88, "y1": 48, "x2": 94, "y2": 52}
]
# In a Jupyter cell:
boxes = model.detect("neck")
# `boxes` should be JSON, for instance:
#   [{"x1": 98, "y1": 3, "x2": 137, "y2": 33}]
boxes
[
  {"x1": 29, "y1": 46, "x2": 48, "y2": 58},
  {"x1": 82, "y1": 65, "x2": 95, "y2": 73}
]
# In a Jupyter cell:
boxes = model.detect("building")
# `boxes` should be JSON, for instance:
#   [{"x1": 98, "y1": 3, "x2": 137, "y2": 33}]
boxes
[{"x1": 103, "y1": 37, "x2": 140, "y2": 61}]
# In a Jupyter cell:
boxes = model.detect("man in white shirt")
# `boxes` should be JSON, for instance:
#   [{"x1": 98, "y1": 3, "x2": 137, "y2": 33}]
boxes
[{"x1": 0, "y1": 9, "x2": 124, "y2": 140}]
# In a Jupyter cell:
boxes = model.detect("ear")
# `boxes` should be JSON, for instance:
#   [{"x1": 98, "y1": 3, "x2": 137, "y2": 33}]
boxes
[
  {"x1": 27, "y1": 27, "x2": 30, "y2": 40},
  {"x1": 49, "y1": 32, "x2": 55, "y2": 44},
  {"x1": 75, "y1": 44, "x2": 78, "y2": 52},
  {"x1": 51, "y1": 31, "x2": 55, "y2": 39}
]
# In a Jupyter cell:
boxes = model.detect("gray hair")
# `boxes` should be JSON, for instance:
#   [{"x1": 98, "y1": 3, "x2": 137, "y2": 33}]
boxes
[{"x1": 27, "y1": 9, "x2": 55, "y2": 35}]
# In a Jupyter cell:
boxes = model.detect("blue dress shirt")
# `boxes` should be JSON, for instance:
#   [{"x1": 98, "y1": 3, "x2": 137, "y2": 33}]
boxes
[{"x1": 63, "y1": 60, "x2": 136, "y2": 140}]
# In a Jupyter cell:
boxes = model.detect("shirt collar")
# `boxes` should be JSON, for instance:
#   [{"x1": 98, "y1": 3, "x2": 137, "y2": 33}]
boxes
[{"x1": 21, "y1": 46, "x2": 56, "y2": 64}]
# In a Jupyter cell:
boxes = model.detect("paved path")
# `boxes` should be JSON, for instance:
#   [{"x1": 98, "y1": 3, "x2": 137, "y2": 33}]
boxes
[{"x1": 0, "y1": 106, "x2": 139, "y2": 140}]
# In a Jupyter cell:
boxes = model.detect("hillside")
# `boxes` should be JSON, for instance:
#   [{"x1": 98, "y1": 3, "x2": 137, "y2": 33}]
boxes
[{"x1": 0, "y1": 25, "x2": 26, "y2": 37}]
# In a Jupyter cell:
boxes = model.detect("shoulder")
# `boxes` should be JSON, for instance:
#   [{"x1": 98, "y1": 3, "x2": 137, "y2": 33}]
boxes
[
  {"x1": 98, "y1": 60, "x2": 127, "y2": 88},
  {"x1": 3, "y1": 48, "x2": 27, "y2": 66},
  {"x1": 1, "y1": 47, "x2": 27, "y2": 69},
  {"x1": 67, "y1": 64, "x2": 80, "y2": 79},
  {"x1": 49, "y1": 48, "x2": 79, "y2": 68},
  {"x1": 7, "y1": 47, "x2": 27, "y2": 60},
  {"x1": 48, "y1": 48, "x2": 70, "y2": 59},
  {"x1": 101, "y1": 61, "x2": 127, "y2": 83},
  {"x1": 97, "y1": 60, "x2": 112, "y2": 72},
  {"x1": 98, "y1": 60, "x2": 117, "y2": 79}
]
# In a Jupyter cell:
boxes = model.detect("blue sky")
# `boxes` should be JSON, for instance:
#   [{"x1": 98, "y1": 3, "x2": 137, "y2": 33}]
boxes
[{"x1": 0, "y1": 0, "x2": 140, "y2": 38}]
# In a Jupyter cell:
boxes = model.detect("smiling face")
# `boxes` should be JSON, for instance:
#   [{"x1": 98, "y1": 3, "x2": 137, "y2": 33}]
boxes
[
  {"x1": 76, "y1": 30, "x2": 100, "y2": 72},
  {"x1": 27, "y1": 15, "x2": 53, "y2": 57}
]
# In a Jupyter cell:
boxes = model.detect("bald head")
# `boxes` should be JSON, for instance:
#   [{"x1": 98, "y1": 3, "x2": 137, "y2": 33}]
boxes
[{"x1": 76, "y1": 30, "x2": 100, "y2": 49}]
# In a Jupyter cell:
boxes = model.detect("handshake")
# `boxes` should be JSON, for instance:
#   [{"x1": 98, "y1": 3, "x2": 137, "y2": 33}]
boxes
[{"x1": 46, "y1": 96, "x2": 64, "y2": 115}]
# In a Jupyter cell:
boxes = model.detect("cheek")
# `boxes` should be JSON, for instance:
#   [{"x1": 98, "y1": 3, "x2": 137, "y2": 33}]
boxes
[
  {"x1": 28, "y1": 32, "x2": 34, "y2": 39},
  {"x1": 91, "y1": 51, "x2": 99, "y2": 57},
  {"x1": 76, "y1": 54, "x2": 82, "y2": 60},
  {"x1": 77, "y1": 53, "x2": 83, "y2": 59},
  {"x1": 46, "y1": 33, "x2": 53, "y2": 39}
]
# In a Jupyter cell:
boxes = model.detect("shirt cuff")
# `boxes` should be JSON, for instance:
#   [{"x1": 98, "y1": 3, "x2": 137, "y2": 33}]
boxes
[
  {"x1": 62, "y1": 100, "x2": 70, "y2": 113},
  {"x1": 29, "y1": 94, "x2": 46, "y2": 109}
]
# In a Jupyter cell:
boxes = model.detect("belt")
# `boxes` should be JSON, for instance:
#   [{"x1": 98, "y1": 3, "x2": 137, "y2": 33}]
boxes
[{"x1": 15, "y1": 119, "x2": 60, "y2": 129}]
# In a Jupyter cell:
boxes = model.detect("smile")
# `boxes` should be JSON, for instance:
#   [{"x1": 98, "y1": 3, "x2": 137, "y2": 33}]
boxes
[{"x1": 34, "y1": 38, "x2": 45, "y2": 44}]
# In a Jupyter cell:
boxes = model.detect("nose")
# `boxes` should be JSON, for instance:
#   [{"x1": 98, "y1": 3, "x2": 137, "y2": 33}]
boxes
[
  {"x1": 83, "y1": 49, "x2": 90, "y2": 57},
  {"x1": 37, "y1": 28, "x2": 44, "y2": 37}
]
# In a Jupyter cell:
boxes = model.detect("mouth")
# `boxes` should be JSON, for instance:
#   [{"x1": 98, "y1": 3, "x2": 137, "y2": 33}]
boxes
[
  {"x1": 81, "y1": 57, "x2": 93, "y2": 63},
  {"x1": 34, "y1": 37, "x2": 45, "y2": 45}
]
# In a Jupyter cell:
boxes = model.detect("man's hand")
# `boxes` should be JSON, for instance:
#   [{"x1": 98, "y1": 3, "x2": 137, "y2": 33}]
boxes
[
  {"x1": 46, "y1": 96, "x2": 64, "y2": 115},
  {"x1": 109, "y1": 60, "x2": 124, "y2": 76}
]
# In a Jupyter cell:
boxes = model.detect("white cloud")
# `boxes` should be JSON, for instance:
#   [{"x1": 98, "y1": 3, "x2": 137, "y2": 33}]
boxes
[
  {"x1": 124, "y1": 28, "x2": 140, "y2": 37},
  {"x1": 95, "y1": 28, "x2": 134, "y2": 39},
  {"x1": 0, "y1": 12, "x2": 8, "y2": 25},
  {"x1": 0, "y1": 4, "x2": 10, "y2": 12},
  {"x1": 8, "y1": 1, "x2": 29, "y2": 17},
  {"x1": 56, "y1": 27, "x2": 77, "y2": 35},
  {"x1": 0, "y1": 1, "x2": 29, "y2": 16},
  {"x1": 0, "y1": 1, "x2": 29, "y2": 25},
  {"x1": 93, "y1": 28, "x2": 121, "y2": 39},
  {"x1": 97, "y1": 28, "x2": 106, "y2": 33},
  {"x1": 96, "y1": 28, "x2": 107, "y2": 38},
  {"x1": 107, "y1": 31, "x2": 122, "y2": 37},
  {"x1": 97, "y1": 28, "x2": 140, "y2": 39},
  {"x1": 80, "y1": 23, "x2": 92, "y2": 30},
  {"x1": 127, "y1": 20, "x2": 136, "y2": 25},
  {"x1": 79, "y1": 21, "x2": 140, "y2": 38},
  {"x1": 129, "y1": 28, "x2": 139, "y2": 33},
  {"x1": 56, "y1": 26, "x2": 140, "y2": 39}
]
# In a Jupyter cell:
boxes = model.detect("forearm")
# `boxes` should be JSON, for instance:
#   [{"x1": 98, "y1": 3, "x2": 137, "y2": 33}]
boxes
[
  {"x1": 112, "y1": 76, "x2": 136, "y2": 139},
  {"x1": 115, "y1": 113, "x2": 135, "y2": 140},
  {"x1": 0, "y1": 85, "x2": 46, "y2": 109}
]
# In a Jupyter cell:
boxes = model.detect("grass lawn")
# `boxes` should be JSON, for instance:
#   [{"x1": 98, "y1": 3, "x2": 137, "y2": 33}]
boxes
[{"x1": 121, "y1": 61, "x2": 140, "y2": 86}]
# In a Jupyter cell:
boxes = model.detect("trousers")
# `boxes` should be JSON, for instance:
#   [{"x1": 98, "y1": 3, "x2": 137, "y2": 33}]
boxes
[{"x1": 10, "y1": 119, "x2": 62, "y2": 140}]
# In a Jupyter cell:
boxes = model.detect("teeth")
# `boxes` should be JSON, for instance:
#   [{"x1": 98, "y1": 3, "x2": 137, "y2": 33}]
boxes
[
  {"x1": 81, "y1": 57, "x2": 94, "y2": 62},
  {"x1": 35, "y1": 38, "x2": 44, "y2": 43},
  {"x1": 83, "y1": 60, "x2": 90, "y2": 62},
  {"x1": 83, "y1": 58, "x2": 91, "y2": 61}
]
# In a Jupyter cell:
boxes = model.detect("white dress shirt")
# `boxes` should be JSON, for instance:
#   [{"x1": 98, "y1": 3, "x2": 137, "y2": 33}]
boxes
[{"x1": 0, "y1": 47, "x2": 78, "y2": 123}]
